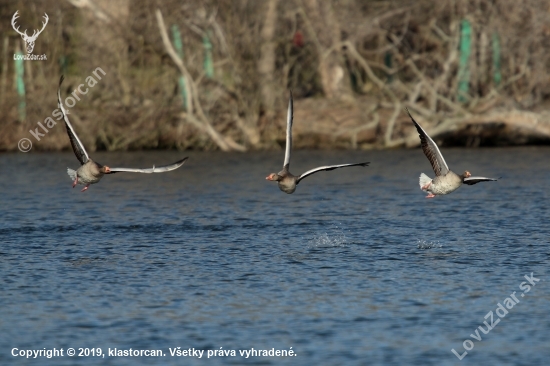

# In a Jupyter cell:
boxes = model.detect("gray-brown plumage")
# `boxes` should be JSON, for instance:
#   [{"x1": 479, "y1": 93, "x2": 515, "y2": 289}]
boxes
[
  {"x1": 58, "y1": 76, "x2": 187, "y2": 192},
  {"x1": 406, "y1": 108, "x2": 498, "y2": 198},
  {"x1": 266, "y1": 92, "x2": 369, "y2": 194}
]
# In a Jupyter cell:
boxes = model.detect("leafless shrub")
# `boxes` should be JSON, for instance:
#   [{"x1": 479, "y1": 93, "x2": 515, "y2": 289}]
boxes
[{"x1": 0, "y1": 0, "x2": 549, "y2": 153}]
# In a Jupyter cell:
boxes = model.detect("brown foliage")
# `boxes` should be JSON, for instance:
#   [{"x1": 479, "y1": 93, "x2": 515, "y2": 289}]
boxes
[{"x1": 1, "y1": 0, "x2": 550, "y2": 153}]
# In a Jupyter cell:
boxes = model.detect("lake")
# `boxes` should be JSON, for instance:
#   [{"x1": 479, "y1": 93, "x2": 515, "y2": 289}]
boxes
[{"x1": 1, "y1": 147, "x2": 548, "y2": 365}]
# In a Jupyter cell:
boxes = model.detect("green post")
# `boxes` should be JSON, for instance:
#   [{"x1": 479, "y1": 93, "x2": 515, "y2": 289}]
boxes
[
  {"x1": 203, "y1": 31, "x2": 213, "y2": 79},
  {"x1": 59, "y1": 55, "x2": 67, "y2": 76},
  {"x1": 384, "y1": 51, "x2": 393, "y2": 83},
  {"x1": 171, "y1": 24, "x2": 188, "y2": 111},
  {"x1": 15, "y1": 50, "x2": 26, "y2": 121},
  {"x1": 1, "y1": 37, "x2": 8, "y2": 102},
  {"x1": 457, "y1": 19, "x2": 471, "y2": 103},
  {"x1": 492, "y1": 33, "x2": 501, "y2": 87}
]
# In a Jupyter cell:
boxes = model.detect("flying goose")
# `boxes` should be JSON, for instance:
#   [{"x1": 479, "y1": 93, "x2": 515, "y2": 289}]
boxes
[
  {"x1": 406, "y1": 109, "x2": 498, "y2": 198},
  {"x1": 58, "y1": 76, "x2": 188, "y2": 192},
  {"x1": 266, "y1": 92, "x2": 369, "y2": 194}
]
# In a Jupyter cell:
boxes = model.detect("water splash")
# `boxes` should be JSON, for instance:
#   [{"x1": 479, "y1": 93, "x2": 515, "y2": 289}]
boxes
[
  {"x1": 417, "y1": 239, "x2": 442, "y2": 249},
  {"x1": 307, "y1": 225, "x2": 348, "y2": 249}
]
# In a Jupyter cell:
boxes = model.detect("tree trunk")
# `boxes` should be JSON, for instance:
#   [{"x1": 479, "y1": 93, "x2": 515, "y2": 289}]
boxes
[
  {"x1": 302, "y1": 0, "x2": 350, "y2": 99},
  {"x1": 76, "y1": 0, "x2": 131, "y2": 106},
  {"x1": 257, "y1": 0, "x2": 279, "y2": 122}
]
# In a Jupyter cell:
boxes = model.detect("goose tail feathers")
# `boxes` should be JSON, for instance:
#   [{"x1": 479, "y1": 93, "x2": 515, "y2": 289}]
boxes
[
  {"x1": 67, "y1": 168, "x2": 77, "y2": 181},
  {"x1": 419, "y1": 173, "x2": 432, "y2": 191}
]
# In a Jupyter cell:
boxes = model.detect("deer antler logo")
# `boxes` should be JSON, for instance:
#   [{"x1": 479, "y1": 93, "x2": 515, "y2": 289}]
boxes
[{"x1": 11, "y1": 11, "x2": 49, "y2": 54}]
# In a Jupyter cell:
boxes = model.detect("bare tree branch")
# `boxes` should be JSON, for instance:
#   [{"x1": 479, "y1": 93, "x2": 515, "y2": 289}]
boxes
[{"x1": 156, "y1": 9, "x2": 246, "y2": 152}]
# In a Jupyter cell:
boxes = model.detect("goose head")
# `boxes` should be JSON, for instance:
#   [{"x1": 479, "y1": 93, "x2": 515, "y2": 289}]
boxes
[{"x1": 266, "y1": 173, "x2": 281, "y2": 181}]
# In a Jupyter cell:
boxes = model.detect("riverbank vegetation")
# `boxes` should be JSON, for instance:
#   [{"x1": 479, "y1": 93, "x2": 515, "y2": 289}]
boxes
[{"x1": 1, "y1": 0, "x2": 550, "y2": 153}]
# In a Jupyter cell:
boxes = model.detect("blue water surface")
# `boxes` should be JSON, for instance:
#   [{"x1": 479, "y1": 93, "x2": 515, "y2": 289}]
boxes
[{"x1": 0, "y1": 148, "x2": 548, "y2": 365}]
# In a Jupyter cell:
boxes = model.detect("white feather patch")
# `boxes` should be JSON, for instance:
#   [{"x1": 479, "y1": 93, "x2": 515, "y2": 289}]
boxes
[
  {"x1": 419, "y1": 173, "x2": 432, "y2": 191},
  {"x1": 67, "y1": 168, "x2": 77, "y2": 181}
]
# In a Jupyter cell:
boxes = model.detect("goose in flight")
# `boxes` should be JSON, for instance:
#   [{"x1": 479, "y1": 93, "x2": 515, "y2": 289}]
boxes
[
  {"x1": 266, "y1": 92, "x2": 369, "y2": 194},
  {"x1": 406, "y1": 109, "x2": 498, "y2": 198},
  {"x1": 58, "y1": 76, "x2": 188, "y2": 192}
]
